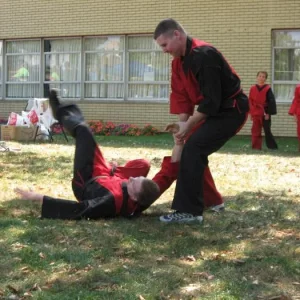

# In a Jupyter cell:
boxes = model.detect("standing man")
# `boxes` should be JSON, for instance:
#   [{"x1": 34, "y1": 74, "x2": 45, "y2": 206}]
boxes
[
  {"x1": 161, "y1": 27, "x2": 225, "y2": 213},
  {"x1": 154, "y1": 18, "x2": 249, "y2": 223}
]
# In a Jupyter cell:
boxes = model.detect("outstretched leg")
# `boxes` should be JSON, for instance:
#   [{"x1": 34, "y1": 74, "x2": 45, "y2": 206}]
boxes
[
  {"x1": 49, "y1": 89, "x2": 111, "y2": 201},
  {"x1": 49, "y1": 89, "x2": 85, "y2": 137}
]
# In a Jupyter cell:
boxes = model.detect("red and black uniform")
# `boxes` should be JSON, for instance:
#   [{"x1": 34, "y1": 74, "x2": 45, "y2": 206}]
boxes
[
  {"x1": 41, "y1": 125, "x2": 179, "y2": 220},
  {"x1": 170, "y1": 40, "x2": 223, "y2": 208},
  {"x1": 170, "y1": 37, "x2": 249, "y2": 216},
  {"x1": 288, "y1": 85, "x2": 300, "y2": 146},
  {"x1": 249, "y1": 84, "x2": 278, "y2": 150}
]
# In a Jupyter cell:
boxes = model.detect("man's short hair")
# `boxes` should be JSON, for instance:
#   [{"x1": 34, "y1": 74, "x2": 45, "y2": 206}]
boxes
[
  {"x1": 153, "y1": 18, "x2": 185, "y2": 40},
  {"x1": 136, "y1": 179, "x2": 160, "y2": 208},
  {"x1": 257, "y1": 71, "x2": 268, "y2": 79}
]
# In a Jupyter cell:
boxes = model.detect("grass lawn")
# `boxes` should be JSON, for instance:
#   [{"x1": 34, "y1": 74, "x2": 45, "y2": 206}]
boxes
[{"x1": 0, "y1": 134, "x2": 299, "y2": 300}]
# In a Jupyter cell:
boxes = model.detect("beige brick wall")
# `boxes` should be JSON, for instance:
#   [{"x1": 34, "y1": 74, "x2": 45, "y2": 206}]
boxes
[{"x1": 0, "y1": 0, "x2": 300, "y2": 136}]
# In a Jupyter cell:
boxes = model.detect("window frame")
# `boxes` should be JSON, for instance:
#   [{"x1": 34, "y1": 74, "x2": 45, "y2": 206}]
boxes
[
  {"x1": 5, "y1": 39, "x2": 41, "y2": 100},
  {"x1": 127, "y1": 34, "x2": 169, "y2": 101},
  {"x1": 83, "y1": 35, "x2": 126, "y2": 101},
  {"x1": 272, "y1": 29, "x2": 300, "y2": 103},
  {"x1": 44, "y1": 37, "x2": 82, "y2": 99},
  {"x1": 1, "y1": 35, "x2": 170, "y2": 102}
]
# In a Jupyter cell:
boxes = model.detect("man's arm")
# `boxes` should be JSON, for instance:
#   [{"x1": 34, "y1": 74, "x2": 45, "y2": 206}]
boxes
[
  {"x1": 15, "y1": 188, "x2": 118, "y2": 220},
  {"x1": 178, "y1": 113, "x2": 189, "y2": 122},
  {"x1": 175, "y1": 111, "x2": 207, "y2": 140},
  {"x1": 171, "y1": 143, "x2": 184, "y2": 162},
  {"x1": 15, "y1": 188, "x2": 44, "y2": 202},
  {"x1": 265, "y1": 88, "x2": 277, "y2": 116},
  {"x1": 193, "y1": 48, "x2": 223, "y2": 116}
]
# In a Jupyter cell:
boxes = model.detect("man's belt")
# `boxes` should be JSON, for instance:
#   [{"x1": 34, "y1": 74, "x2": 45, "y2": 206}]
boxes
[{"x1": 221, "y1": 90, "x2": 249, "y2": 113}]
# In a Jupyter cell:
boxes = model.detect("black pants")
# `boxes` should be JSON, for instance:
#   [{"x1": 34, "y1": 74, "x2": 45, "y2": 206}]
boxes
[
  {"x1": 171, "y1": 108, "x2": 247, "y2": 215},
  {"x1": 41, "y1": 125, "x2": 118, "y2": 220},
  {"x1": 71, "y1": 125, "x2": 103, "y2": 201},
  {"x1": 263, "y1": 117, "x2": 278, "y2": 149}
]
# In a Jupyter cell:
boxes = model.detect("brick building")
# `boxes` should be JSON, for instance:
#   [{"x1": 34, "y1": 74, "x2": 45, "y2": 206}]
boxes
[{"x1": 0, "y1": 0, "x2": 300, "y2": 136}]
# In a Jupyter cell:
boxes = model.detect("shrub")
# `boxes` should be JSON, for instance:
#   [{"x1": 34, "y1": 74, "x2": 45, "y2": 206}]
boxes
[
  {"x1": 141, "y1": 124, "x2": 159, "y2": 136},
  {"x1": 111, "y1": 124, "x2": 130, "y2": 136},
  {"x1": 87, "y1": 121, "x2": 159, "y2": 136},
  {"x1": 88, "y1": 120, "x2": 105, "y2": 135}
]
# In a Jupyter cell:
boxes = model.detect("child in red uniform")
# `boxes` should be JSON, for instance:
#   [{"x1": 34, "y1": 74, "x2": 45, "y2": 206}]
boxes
[
  {"x1": 288, "y1": 84, "x2": 300, "y2": 151},
  {"x1": 249, "y1": 71, "x2": 278, "y2": 150}
]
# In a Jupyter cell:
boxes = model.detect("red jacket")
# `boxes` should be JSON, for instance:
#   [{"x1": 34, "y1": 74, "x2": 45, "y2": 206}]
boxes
[
  {"x1": 249, "y1": 84, "x2": 277, "y2": 117},
  {"x1": 170, "y1": 37, "x2": 245, "y2": 116},
  {"x1": 289, "y1": 85, "x2": 300, "y2": 116},
  {"x1": 249, "y1": 84, "x2": 270, "y2": 116}
]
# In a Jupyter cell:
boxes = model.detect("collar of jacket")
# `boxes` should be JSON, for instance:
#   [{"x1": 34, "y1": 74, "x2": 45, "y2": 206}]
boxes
[{"x1": 182, "y1": 36, "x2": 193, "y2": 76}]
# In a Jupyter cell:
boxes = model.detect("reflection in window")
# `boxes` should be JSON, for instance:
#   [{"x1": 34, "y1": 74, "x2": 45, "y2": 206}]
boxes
[
  {"x1": 6, "y1": 40, "x2": 40, "y2": 98},
  {"x1": 273, "y1": 30, "x2": 300, "y2": 102},
  {"x1": 84, "y1": 36, "x2": 124, "y2": 99},
  {"x1": 44, "y1": 38, "x2": 81, "y2": 98},
  {"x1": 127, "y1": 36, "x2": 169, "y2": 100}
]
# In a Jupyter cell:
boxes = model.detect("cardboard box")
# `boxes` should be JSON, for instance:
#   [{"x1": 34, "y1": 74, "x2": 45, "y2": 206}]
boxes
[
  {"x1": 15, "y1": 126, "x2": 38, "y2": 141},
  {"x1": 1, "y1": 125, "x2": 16, "y2": 141},
  {"x1": 1, "y1": 125, "x2": 37, "y2": 141}
]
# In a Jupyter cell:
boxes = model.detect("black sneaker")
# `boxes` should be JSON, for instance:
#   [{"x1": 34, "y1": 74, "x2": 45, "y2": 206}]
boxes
[{"x1": 49, "y1": 89, "x2": 61, "y2": 120}]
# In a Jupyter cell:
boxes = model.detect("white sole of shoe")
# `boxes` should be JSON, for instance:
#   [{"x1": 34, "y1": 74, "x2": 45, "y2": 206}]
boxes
[{"x1": 210, "y1": 203, "x2": 225, "y2": 212}]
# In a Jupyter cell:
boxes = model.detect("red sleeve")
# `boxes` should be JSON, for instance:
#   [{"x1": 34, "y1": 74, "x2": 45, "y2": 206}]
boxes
[
  {"x1": 170, "y1": 59, "x2": 194, "y2": 115},
  {"x1": 289, "y1": 86, "x2": 300, "y2": 115},
  {"x1": 113, "y1": 159, "x2": 150, "y2": 179},
  {"x1": 151, "y1": 156, "x2": 179, "y2": 196}
]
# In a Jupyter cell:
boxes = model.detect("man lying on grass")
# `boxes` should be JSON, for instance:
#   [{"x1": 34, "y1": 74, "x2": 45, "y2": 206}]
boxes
[
  {"x1": 15, "y1": 90, "x2": 222, "y2": 221},
  {"x1": 15, "y1": 90, "x2": 183, "y2": 220}
]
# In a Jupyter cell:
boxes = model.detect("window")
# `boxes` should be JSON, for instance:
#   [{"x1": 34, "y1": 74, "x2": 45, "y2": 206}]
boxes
[
  {"x1": 0, "y1": 41, "x2": 2, "y2": 97},
  {"x1": 45, "y1": 38, "x2": 81, "y2": 98},
  {"x1": 273, "y1": 30, "x2": 300, "y2": 102},
  {"x1": 84, "y1": 36, "x2": 125, "y2": 99},
  {"x1": 1, "y1": 35, "x2": 169, "y2": 101},
  {"x1": 6, "y1": 40, "x2": 41, "y2": 98},
  {"x1": 128, "y1": 36, "x2": 169, "y2": 100}
]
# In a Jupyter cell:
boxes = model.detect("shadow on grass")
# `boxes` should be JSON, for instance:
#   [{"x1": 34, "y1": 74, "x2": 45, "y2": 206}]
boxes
[
  {"x1": 4, "y1": 134, "x2": 300, "y2": 167},
  {"x1": 29, "y1": 133, "x2": 175, "y2": 150},
  {"x1": 0, "y1": 189, "x2": 299, "y2": 299},
  {"x1": 0, "y1": 151, "x2": 72, "y2": 180}
]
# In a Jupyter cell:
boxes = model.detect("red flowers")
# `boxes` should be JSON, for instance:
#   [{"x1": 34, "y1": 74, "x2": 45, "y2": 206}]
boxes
[
  {"x1": 50, "y1": 121, "x2": 159, "y2": 136},
  {"x1": 88, "y1": 121, "x2": 159, "y2": 136}
]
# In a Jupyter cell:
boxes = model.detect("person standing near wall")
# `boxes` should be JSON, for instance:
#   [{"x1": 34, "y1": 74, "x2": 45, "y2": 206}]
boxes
[
  {"x1": 288, "y1": 84, "x2": 300, "y2": 151},
  {"x1": 249, "y1": 71, "x2": 278, "y2": 150},
  {"x1": 154, "y1": 18, "x2": 249, "y2": 223}
]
